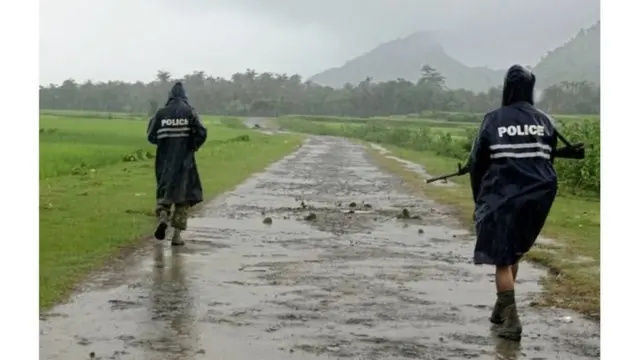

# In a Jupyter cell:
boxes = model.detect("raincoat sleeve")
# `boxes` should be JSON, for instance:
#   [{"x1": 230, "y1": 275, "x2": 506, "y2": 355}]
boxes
[
  {"x1": 190, "y1": 109, "x2": 207, "y2": 151},
  {"x1": 553, "y1": 133, "x2": 584, "y2": 160},
  {"x1": 468, "y1": 114, "x2": 492, "y2": 202},
  {"x1": 554, "y1": 145, "x2": 585, "y2": 159},
  {"x1": 547, "y1": 115, "x2": 584, "y2": 160},
  {"x1": 146, "y1": 113, "x2": 160, "y2": 145}
]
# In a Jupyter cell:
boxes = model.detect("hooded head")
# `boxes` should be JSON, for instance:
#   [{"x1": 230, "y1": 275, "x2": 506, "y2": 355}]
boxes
[
  {"x1": 501, "y1": 65, "x2": 536, "y2": 107},
  {"x1": 166, "y1": 82, "x2": 188, "y2": 105}
]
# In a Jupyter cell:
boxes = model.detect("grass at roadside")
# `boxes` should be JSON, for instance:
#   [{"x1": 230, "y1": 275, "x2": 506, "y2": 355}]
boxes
[
  {"x1": 40, "y1": 117, "x2": 303, "y2": 310},
  {"x1": 365, "y1": 144, "x2": 600, "y2": 320}
]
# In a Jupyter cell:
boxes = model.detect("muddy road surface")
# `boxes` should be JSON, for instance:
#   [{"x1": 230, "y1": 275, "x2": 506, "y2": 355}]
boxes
[{"x1": 40, "y1": 136, "x2": 600, "y2": 360}]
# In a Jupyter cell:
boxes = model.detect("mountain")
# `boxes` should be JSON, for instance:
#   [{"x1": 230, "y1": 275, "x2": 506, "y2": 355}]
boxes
[
  {"x1": 308, "y1": 32, "x2": 503, "y2": 92},
  {"x1": 309, "y1": 23, "x2": 600, "y2": 92},
  {"x1": 533, "y1": 21, "x2": 600, "y2": 88}
]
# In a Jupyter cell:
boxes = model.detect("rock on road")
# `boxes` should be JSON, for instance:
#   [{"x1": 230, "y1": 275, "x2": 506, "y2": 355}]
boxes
[{"x1": 39, "y1": 136, "x2": 600, "y2": 360}]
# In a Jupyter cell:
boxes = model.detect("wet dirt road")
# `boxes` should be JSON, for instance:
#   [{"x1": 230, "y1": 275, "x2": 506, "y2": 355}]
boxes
[{"x1": 40, "y1": 136, "x2": 600, "y2": 360}]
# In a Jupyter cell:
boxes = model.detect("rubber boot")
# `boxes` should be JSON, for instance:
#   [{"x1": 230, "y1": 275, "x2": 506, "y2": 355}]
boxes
[
  {"x1": 171, "y1": 229, "x2": 185, "y2": 246},
  {"x1": 496, "y1": 304, "x2": 522, "y2": 341},
  {"x1": 154, "y1": 210, "x2": 169, "y2": 240},
  {"x1": 490, "y1": 298, "x2": 506, "y2": 324}
]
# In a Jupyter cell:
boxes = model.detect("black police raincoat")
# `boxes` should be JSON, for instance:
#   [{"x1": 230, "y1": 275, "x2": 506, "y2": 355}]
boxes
[
  {"x1": 147, "y1": 82, "x2": 207, "y2": 207},
  {"x1": 468, "y1": 65, "x2": 561, "y2": 266}
]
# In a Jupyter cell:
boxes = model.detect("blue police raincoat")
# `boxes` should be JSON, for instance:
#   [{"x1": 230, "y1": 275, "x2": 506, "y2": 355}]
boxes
[
  {"x1": 468, "y1": 65, "x2": 563, "y2": 266},
  {"x1": 147, "y1": 82, "x2": 207, "y2": 207}
]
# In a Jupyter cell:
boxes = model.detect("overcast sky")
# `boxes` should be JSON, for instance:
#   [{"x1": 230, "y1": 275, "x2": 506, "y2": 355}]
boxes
[{"x1": 40, "y1": 0, "x2": 600, "y2": 85}]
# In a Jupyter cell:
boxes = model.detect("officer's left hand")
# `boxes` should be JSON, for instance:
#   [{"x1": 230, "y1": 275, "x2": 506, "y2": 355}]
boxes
[{"x1": 570, "y1": 143, "x2": 585, "y2": 159}]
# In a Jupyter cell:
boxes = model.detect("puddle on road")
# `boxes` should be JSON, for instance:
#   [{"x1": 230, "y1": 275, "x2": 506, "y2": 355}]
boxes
[
  {"x1": 40, "y1": 136, "x2": 600, "y2": 360},
  {"x1": 369, "y1": 142, "x2": 457, "y2": 187}
]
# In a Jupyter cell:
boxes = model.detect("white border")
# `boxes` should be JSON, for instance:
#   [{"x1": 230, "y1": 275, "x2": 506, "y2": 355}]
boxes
[
  {"x1": 0, "y1": 1, "x2": 624, "y2": 358},
  {"x1": 601, "y1": 2, "x2": 637, "y2": 359},
  {"x1": 1, "y1": 0, "x2": 38, "y2": 358}
]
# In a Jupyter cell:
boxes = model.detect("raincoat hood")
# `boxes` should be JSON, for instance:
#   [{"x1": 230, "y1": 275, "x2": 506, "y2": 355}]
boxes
[
  {"x1": 166, "y1": 82, "x2": 188, "y2": 105},
  {"x1": 501, "y1": 65, "x2": 536, "y2": 107}
]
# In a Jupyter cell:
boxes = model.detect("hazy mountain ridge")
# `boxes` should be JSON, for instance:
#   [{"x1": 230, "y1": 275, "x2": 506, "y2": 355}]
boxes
[
  {"x1": 309, "y1": 23, "x2": 600, "y2": 92},
  {"x1": 533, "y1": 21, "x2": 600, "y2": 88}
]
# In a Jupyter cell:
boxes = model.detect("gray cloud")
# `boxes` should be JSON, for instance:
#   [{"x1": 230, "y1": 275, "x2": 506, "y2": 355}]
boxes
[
  {"x1": 40, "y1": 0, "x2": 599, "y2": 85},
  {"x1": 203, "y1": 0, "x2": 600, "y2": 67}
]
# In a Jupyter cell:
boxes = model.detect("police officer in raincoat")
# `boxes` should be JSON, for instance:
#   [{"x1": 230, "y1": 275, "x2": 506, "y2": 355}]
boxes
[
  {"x1": 147, "y1": 82, "x2": 207, "y2": 246},
  {"x1": 468, "y1": 65, "x2": 584, "y2": 341}
]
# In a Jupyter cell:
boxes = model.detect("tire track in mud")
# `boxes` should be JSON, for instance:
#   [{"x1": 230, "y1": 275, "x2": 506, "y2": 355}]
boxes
[{"x1": 39, "y1": 136, "x2": 600, "y2": 360}]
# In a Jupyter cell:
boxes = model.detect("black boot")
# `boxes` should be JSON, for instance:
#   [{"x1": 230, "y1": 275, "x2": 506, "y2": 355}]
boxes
[
  {"x1": 491, "y1": 290, "x2": 514, "y2": 324},
  {"x1": 496, "y1": 304, "x2": 523, "y2": 341},
  {"x1": 171, "y1": 229, "x2": 185, "y2": 246},
  {"x1": 154, "y1": 210, "x2": 169, "y2": 240},
  {"x1": 490, "y1": 297, "x2": 506, "y2": 324}
]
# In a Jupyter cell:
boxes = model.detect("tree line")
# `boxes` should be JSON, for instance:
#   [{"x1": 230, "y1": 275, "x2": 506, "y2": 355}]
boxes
[{"x1": 39, "y1": 65, "x2": 600, "y2": 117}]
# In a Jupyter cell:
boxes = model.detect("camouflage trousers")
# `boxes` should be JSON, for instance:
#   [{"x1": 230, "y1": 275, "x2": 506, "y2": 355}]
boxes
[{"x1": 155, "y1": 203, "x2": 190, "y2": 231}]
